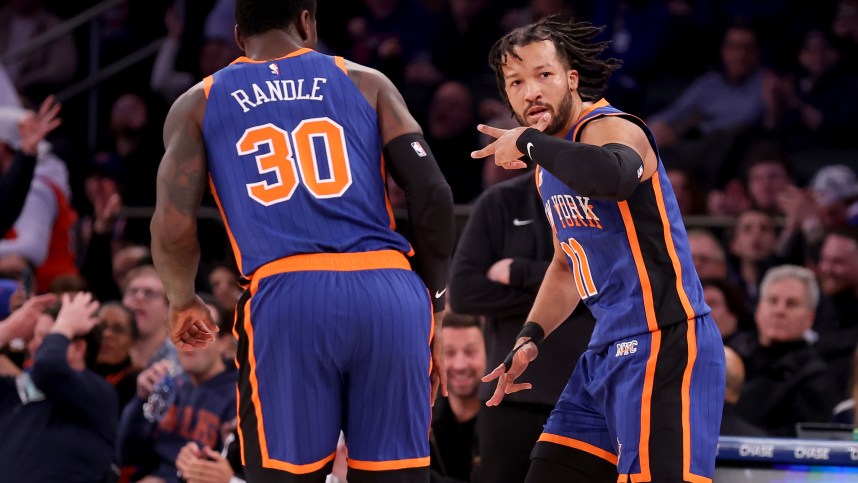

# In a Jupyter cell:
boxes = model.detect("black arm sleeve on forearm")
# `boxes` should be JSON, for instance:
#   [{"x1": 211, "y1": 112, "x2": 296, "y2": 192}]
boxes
[
  {"x1": 0, "y1": 150, "x2": 37, "y2": 234},
  {"x1": 516, "y1": 128, "x2": 644, "y2": 201},
  {"x1": 383, "y1": 133, "x2": 456, "y2": 312}
]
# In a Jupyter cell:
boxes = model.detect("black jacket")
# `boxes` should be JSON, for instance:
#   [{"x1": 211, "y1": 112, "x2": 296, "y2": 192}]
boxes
[
  {"x1": 737, "y1": 340, "x2": 840, "y2": 437},
  {"x1": 449, "y1": 173, "x2": 595, "y2": 405}
]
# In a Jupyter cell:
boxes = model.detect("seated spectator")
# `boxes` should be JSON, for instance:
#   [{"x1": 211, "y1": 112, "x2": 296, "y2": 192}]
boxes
[
  {"x1": 649, "y1": 21, "x2": 768, "y2": 148},
  {"x1": 425, "y1": 81, "x2": 482, "y2": 203},
  {"x1": 701, "y1": 278, "x2": 752, "y2": 350},
  {"x1": 764, "y1": 28, "x2": 858, "y2": 148},
  {"x1": 810, "y1": 164, "x2": 858, "y2": 228},
  {"x1": 721, "y1": 347, "x2": 767, "y2": 436},
  {"x1": 118, "y1": 326, "x2": 237, "y2": 482},
  {"x1": 0, "y1": 104, "x2": 77, "y2": 291},
  {"x1": 736, "y1": 265, "x2": 840, "y2": 436},
  {"x1": 667, "y1": 168, "x2": 706, "y2": 216},
  {"x1": 743, "y1": 140, "x2": 793, "y2": 215},
  {"x1": 208, "y1": 262, "x2": 241, "y2": 313},
  {"x1": 123, "y1": 265, "x2": 177, "y2": 368},
  {"x1": 688, "y1": 229, "x2": 729, "y2": 281},
  {"x1": 778, "y1": 164, "x2": 858, "y2": 264},
  {"x1": 93, "y1": 301, "x2": 141, "y2": 410},
  {"x1": 815, "y1": 228, "x2": 858, "y2": 395},
  {"x1": 0, "y1": 292, "x2": 118, "y2": 482},
  {"x1": 431, "y1": 312, "x2": 484, "y2": 483},
  {"x1": 728, "y1": 209, "x2": 778, "y2": 302}
]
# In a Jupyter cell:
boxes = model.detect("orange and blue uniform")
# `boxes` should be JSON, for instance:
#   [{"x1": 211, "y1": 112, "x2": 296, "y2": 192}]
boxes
[
  {"x1": 535, "y1": 100, "x2": 725, "y2": 482},
  {"x1": 202, "y1": 49, "x2": 433, "y2": 474}
]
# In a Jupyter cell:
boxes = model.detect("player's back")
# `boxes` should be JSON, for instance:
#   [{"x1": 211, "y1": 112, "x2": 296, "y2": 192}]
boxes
[{"x1": 202, "y1": 49, "x2": 410, "y2": 276}]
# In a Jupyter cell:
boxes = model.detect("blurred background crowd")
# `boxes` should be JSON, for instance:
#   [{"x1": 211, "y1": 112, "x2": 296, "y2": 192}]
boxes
[{"x1": 3, "y1": 0, "x2": 858, "y2": 482}]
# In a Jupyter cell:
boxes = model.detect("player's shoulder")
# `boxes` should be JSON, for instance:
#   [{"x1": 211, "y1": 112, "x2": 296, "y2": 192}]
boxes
[{"x1": 168, "y1": 81, "x2": 207, "y2": 124}]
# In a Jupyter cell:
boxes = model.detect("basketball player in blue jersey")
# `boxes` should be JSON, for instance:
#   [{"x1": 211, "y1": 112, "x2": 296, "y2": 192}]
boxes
[
  {"x1": 149, "y1": 1, "x2": 456, "y2": 482},
  {"x1": 472, "y1": 17, "x2": 726, "y2": 483}
]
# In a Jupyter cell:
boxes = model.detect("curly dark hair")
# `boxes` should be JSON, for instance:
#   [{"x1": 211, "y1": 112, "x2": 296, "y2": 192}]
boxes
[
  {"x1": 488, "y1": 15, "x2": 621, "y2": 104},
  {"x1": 235, "y1": 0, "x2": 316, "y2": 38}
]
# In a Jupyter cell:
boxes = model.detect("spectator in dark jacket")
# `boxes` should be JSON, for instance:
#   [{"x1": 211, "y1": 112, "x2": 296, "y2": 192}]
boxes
[
  {"x1": 449, "y1": 172, "x2": 594, "y2": 483},
  {"x1": 736, "y1": 265, "x2": 840, "y2": 436},
  {"x1": 0, "y1": 292, "x2": 118, "y2": 482}
]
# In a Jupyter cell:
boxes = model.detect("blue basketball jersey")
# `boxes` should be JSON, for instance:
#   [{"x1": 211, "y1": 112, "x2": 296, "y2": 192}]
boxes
[
  {"x1": 202, "y1": 49, "x2": 410, "y2": 276},
  {"x1": 537, "y1": 100, "x2": 709, "y2": 349}
]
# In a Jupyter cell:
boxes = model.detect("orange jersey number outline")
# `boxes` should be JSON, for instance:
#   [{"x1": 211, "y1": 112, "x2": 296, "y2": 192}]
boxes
[
  {"x1": 560, "y1": 237, "x2": 598, "y2": 299},
  {"x1": 237, "y1": 117, "x2": 353, "y2": 205}
]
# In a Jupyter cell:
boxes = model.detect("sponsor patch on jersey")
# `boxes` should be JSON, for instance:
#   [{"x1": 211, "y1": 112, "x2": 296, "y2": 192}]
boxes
[
  {"x1": 411, "y1": 141, "x2": 427, "y2": 157},
  {"x1": 269, "y1": 63, "x2": 279, "y2": 75}
]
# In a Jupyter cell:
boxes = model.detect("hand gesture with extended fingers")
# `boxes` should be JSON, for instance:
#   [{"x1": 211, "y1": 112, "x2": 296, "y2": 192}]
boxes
[
  {"x1": 481, "y1": 337, "x2": 539, "y2": 406},
  {"x1": 18, "y1": 95, "x2": 62, "y2": 156},
  {"x1": 169, "y1": 295, "x2": 218, "y2": 351},
  {"x1": 471, "y1": 113, "x2": 551, "y2": 170}
]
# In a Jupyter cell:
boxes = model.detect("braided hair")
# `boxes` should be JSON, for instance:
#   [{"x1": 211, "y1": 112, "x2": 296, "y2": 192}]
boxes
[{"x1": 489, "y1": 15, "x2": 621, "y2": 103}]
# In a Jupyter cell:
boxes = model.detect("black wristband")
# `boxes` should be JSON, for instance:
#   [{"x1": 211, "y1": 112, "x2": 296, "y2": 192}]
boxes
[
  {"x1": 501, "y1": 321, "x2": 545, "y2": 371},
  {"x1": 517, "y1": 321, "x2": 545, "y2": 345}
]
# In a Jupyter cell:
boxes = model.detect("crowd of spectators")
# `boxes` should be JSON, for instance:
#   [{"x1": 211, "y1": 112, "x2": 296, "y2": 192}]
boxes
[{"x1": 3, "y1": 0, "x2": 858, "y2": 481}]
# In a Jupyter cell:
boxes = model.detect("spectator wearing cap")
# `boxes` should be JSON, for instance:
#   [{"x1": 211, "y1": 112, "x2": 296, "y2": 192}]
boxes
[
  {"x1": 812, "y1": 164, "x2": 858, "y2": 228},
  {"x1": 777, "y1": 164, "x2": 858, "y2": 266},
  {"x1": 0, "y1": 100, "x2": 76, "y2": 292}
]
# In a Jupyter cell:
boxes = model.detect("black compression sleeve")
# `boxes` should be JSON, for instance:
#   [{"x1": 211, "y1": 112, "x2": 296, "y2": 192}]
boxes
[
  {"x1": 383, "y1": 133, "x2": 455, "y2": 312},
  {"x1": 0, "y1": 150, "x2": 37, "y2": 234},
  {"x1": 516, "y1": 128, "x2": 644, "y2": 200}
]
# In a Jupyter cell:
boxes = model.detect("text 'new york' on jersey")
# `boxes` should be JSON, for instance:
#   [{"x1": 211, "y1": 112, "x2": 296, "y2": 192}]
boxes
[{"x1": 536, "y1": 99, "x2": 709, "y2": 349}]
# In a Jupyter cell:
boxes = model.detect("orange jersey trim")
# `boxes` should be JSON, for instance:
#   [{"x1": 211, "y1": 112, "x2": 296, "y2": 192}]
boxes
[
  {"x1": 334, "y1": 56, "x2": 347, "y2": 74},
  {"x1": 618, "y1": 202, "x2": 659, "y2": 332},
  {"x1": 651, "y1": 172, "x2": 695, "y2": 320},
  {"x1": 208, "y1": 176, "x2": 245, "y2": 276},
  {"x1": 266, "y1": 452, "x2": 337, "y2": 474},
  {"x1": 242, "y1": 293, "x2": 269, "y2": 466},
  {"x1": 250, "y1": 250, "x2": 411, "y2": 292},
  {"x1": 231, "y1": 47, "x2": 313, "y2": 65},
  {"x1": 634, "y1": 330, "x2": 661, "y2": 482},
  {"x1": 538, "y1": 433, "x2": 618, "y2": 465},
  {"x1": 203, "y1": 75, "x2": 214, "y2": 98},
  {"x1": 681, "y1": 321, "x2": 703, "y2": 483},
  {"x1": 568, "y1": 98, "x2": 611, "y2": 139},
  {"x1": 347, "y1": 456, "x2": 430, "y2": 471}
]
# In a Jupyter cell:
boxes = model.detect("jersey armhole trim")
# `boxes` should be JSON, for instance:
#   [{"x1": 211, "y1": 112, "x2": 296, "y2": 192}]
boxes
[
  {"x1": 334, "y1": 56, "x2": 347, "y2": 74},
  {"x1": 203, "y1": 75, "x2": 214, "y2": 99}
]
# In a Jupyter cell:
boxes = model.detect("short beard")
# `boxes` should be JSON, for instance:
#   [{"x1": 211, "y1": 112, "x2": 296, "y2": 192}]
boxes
[{"x1": 513, "y1": 90, "x2": 575, "y2": 136}]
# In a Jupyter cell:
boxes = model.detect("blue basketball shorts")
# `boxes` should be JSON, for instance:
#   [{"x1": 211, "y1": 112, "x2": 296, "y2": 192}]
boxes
[
  {"x1": 233, "y1": 250, "x2": 434, "y2": 475},
  {"x1": 535, "y1": 315, "x2": 725, "y2": 483}
]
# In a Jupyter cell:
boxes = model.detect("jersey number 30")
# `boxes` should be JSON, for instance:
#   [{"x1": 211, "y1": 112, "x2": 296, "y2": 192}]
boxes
[
  {"x1": 237, "y1": 117, "x2": 352, "y2": 206},
  {"x1": 560, "y1": 237, "x2": 599, "y2": 299}
]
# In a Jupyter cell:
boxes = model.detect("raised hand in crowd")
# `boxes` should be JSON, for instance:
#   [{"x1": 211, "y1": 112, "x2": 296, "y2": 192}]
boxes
[
  {"x1": 17, "y1": 95, "x2": 62, "y2": 156},
  {"x1": 88, "y1": 177, "x2": 123, "y2": 235},
  {"x1": 0, "y1": 293, "x2": 56, "y2": 346},
  {"x1": 51, "y1": 292, "x2": 100, "y2": 339}
]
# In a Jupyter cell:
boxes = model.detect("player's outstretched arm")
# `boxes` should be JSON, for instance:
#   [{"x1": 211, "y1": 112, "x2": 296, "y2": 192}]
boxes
[
  {"x1": 482, "y1": 236, "x2": 580, "y2": 406},
  {"x1": 473, "y1": 113, "x2": 657, "y2": 201},
  {"x1": 151, "y1": 83, "x2": 216, "y2": 350}
]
